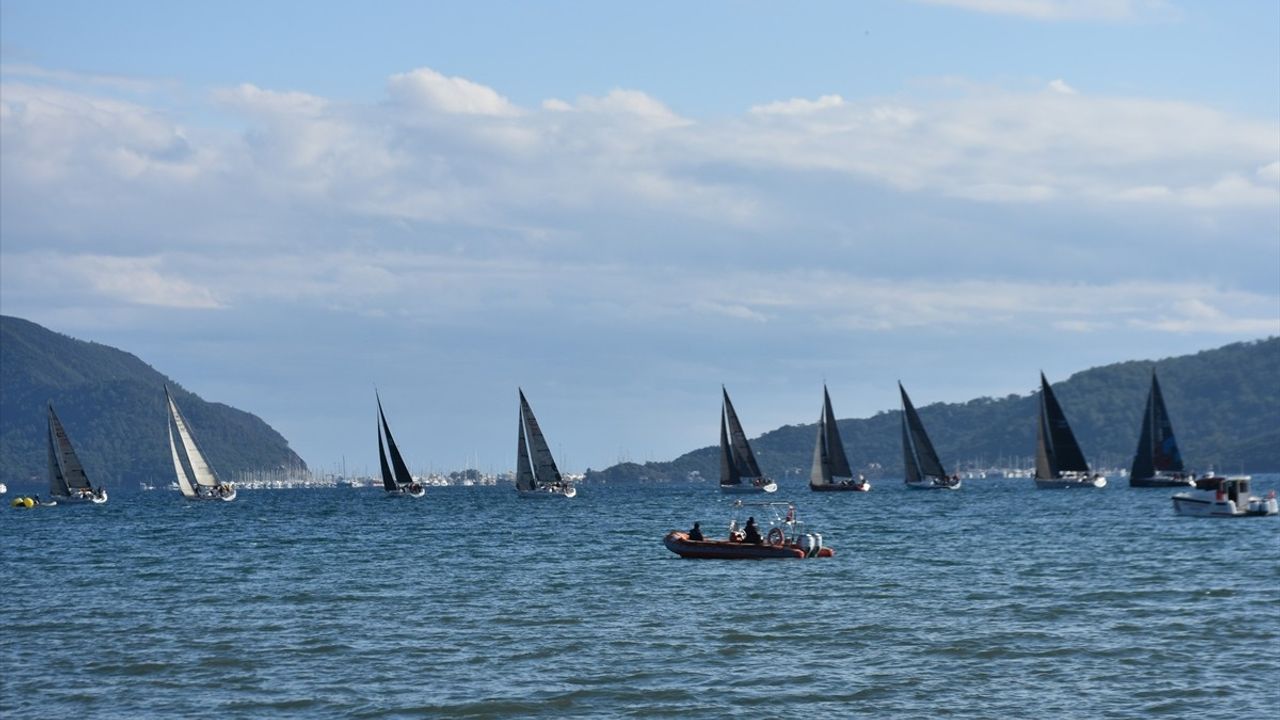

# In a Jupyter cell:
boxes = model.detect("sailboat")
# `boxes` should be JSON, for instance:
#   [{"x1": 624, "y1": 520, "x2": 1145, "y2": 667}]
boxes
[
  {"x1": 165, "y1": 386, "x2": 237, "y2": 501},
  {"x1": 719, "y1": 387, "x2": 777, "y2": 494},
  {"x1": 810, "y1": 385, "x2": 870, "y2": 492},
  {"x1": 1034, "y1": 373, "x2": 1106, "y2": 489},
  {"x1": 47, "y1": 404, "x2": 108, "y2": 504},
  {"x1": 376, "y1": 392, "x2": 425, "y2": 498},
  {"x1": 899, "y1": 383, "x2": 961, "y2": 490},
  {"x1": 1129, "y1": 371, "x2": 1195, "y2": 487},
  {"x1": 515, "y1": 389, "x2": 577, "y2": 499}
]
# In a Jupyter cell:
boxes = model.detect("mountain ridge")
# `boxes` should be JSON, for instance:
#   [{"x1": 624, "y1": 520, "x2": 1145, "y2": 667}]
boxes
[{"x1": 586, "y1": 337, "x2": 1280, "y2": 483}]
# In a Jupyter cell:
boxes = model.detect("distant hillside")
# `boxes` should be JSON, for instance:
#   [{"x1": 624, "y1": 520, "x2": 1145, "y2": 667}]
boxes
[
  {"x1": 0, "y1": 316, "x2": 306, "y2": 490},
  {"x1": 587, "y1": 338, "x2": 1280, "y2": 482}
]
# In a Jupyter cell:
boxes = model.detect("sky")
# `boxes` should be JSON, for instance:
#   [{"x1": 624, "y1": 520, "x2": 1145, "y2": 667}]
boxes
[{"x1": 2, "y1": 0, "x2": 1278, "y2": 476}]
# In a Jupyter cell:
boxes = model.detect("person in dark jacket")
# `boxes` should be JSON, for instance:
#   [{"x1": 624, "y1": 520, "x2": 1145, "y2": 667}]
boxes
[
  {"x1": 687, "y1": 522, "x2": 704, "y2": 541},
  {"x1": 742, "y1": 517, "x2": 763, "y2": 544}
]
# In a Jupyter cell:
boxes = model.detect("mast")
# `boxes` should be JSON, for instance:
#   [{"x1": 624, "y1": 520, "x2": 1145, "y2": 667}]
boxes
[
  {"x1": 515, "y1": 405, "x2": 536, "y2": 491},
  {"x1": 900, "y1": 383, "x2": 947, "y2": 479},
  {"x1": 722, "y1": 388, "x2": 763, "y2": 479},
  {"x1": 519, "y1": 390, "x2": 562, "y2": 487},
  {"x1": 1038, "y1": 373, "x2": 1089, "y2": 475}
]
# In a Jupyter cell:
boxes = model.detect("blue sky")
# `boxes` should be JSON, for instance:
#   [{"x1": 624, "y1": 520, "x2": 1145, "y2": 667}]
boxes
[{"x1": 2, "y1": 0, "x2": 1278, "y2": 476}]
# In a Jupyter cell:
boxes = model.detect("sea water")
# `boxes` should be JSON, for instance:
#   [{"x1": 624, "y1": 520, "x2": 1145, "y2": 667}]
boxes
[{"x1": 1, "y1": 478, "x2": 1277, "y2": 719}]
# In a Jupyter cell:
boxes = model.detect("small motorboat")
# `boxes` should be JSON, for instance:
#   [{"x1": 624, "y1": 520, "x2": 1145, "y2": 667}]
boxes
[
  {"x1": 664, "y1": 501, "x2": 835, "y2": 560},
  {"x1": 1172, "y1": 476, "x2": 1278, "y2": 518}
]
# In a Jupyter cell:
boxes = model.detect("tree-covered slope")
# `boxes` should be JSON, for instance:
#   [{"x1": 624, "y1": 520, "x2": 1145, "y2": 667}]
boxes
[
  {"x1": 0, "y1": 315, "x2": 306, "y2": 490},
  {"x1": 587, "y1": 337, "x2": 1280, "y2": 482}
]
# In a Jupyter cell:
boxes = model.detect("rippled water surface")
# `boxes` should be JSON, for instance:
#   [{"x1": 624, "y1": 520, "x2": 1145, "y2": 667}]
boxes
[{"x1": 2, "y1": 478, "x2": 1278, "y2": 719}]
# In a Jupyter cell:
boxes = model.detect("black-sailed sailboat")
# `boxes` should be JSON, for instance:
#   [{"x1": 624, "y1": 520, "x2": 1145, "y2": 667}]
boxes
[
  {"x1": 899, "y1": 383, "x2": 960, "y2": 490},
  {"x1": 515, "y1": 389, "x2": 576, "y2": 499},
  {"x1": 720, "y1": 387, "x2": 777, "y2": 494},
  {"x1": 47, "y1": 404, "x2": 107, "y2": 504},
  {"x1": 810, "y1": 386, "x2": 869, "y2": 492},
  {"x1": 376, "y1": 392, "x2": 425, "y2": 498},
  {"x1": 1034, "y1": 373, "x2": 1106, "y2": 489},
  {"x1": 1129, "y1": 371, "x2": 1194, "y2": 487}
]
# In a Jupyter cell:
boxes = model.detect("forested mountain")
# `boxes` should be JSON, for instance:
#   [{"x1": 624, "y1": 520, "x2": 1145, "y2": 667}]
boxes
[
  {"x1": 587, "y1": 338, "x2": 1280, "y2": 483},
  {"x1": 0, "y1": 316, "x2": 305, "y2": 490}
]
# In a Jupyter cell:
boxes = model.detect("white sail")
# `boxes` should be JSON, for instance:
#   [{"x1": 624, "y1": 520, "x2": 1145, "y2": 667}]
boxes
[
  {"x1": 167, "y1": 391, "x2": 220, "y2": 487},
  {"x1": 168, "y1": 422, "x2": 198, "y2": 498}
]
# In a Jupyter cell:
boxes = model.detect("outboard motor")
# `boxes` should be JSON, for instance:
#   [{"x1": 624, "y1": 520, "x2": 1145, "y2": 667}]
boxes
[{"x1": 799, "y1": 533, "x2": 824, "y2": 558}]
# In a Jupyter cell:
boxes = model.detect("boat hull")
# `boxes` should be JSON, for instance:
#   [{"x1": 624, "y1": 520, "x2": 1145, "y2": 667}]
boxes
[
  {"x1": 905, "y1": 478, "x2": 962, "y2": 490},
  {"x1": 719, "y1": 482, "x2": 777, "y2": 494},
  {"x1": 810, "y1": 481, "x2": 870, "y2": 492},
  {"x1": 663, "y1": 531, "x2": 834, "y2": 559},
  {"x1": 51, "y1": 490, "x2": 108, "y2": 505},
  {"x1": 1130, "y1": 475, "x2": 1195, "y2": 488},
  {"x1": 518, "y1": 486, "x2": 577, "y2": 499},
  {"x1": 1172, "y1": 493, "x2": 1278, "y2": 517},
  {"x1": 387, "y1": 484, "x2": 426, "y2": 498},
  {"x1": 1035, "y1": 476, "x2": 1106, "y2": 489}
]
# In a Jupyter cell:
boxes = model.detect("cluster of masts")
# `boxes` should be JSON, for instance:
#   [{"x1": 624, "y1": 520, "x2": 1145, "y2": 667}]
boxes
[{"x1": 1, "y1": 371, "x2": 1234, "y2": 508}]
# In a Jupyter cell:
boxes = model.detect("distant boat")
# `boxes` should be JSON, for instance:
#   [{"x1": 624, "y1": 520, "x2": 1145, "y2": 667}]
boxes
[
  {"x1": 719, "y1": 388, "x2": 777, "y2": 494},
  {"x1": 1034, "y1": 373, "x2": 1106, "y2": 489},
  {"x1": 1129, "y1": 371, "x2": 1195, "y2": 488},
  {"x1": 1172, "y1": 476, "x2": 1277, "y2": 517},
  {"x1": 515, "y1": 389, "x2": 576, "y2": 499},
  {"x1": 899, "y1": 383, "x2": 960, "y2": 490},
  {"x1": 47, "y1": 404, "x2": 107, "y2": 504},
  {"x1": 809, "y1": 385, "x2": 869, "y2": 492},
  {"x1": 376, "y1": 392, "x2": 425, "y2": 498},
  {"x1": 165, "y1": 386, "x2": 237, "y2": 501}
]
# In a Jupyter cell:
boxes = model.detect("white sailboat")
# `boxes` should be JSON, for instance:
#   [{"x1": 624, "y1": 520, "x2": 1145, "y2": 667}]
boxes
[
  {"x1": 47, "y1": 404, "x2": 108, "y2": 504},
  {"x1": 515, "y1": 389, "x2": 577, "y2": 499},
  {"x1": 165, "y1": 386, "x2": 237, "y2": 501}
]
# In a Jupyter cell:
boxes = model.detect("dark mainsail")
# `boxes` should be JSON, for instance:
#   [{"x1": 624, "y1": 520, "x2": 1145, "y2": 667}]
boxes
[
  {"x1": 519, "y1": 390, "x2": 562, "y2": 488},
  {"x1": 1130, "y1": 371, "x2": 1184, "y2": 480},
  {"x1": 515, "y1": 413, "x2": 536, "y2": 491},
  {"x1": 1036, "y1": 373, "x2": 1090, "y2": 479},
  {"x1": 376, "y1": 393, "x2": 414, "y2": 489},
  {"x1": 899, "y1": 383, "x2": 947, "y2": 480},
  {"x1": 722, "y1": 388, "x2": 763, "y2": 480},
  {"x1": 811, "y1": 386, "x2": 853, "y2": 486},
  {"x1": 48, "y1": 404, "x2": 91, "y2": 496},
  {"x1": 720, "y1": 410, "x2": 741, "y2": 486}
]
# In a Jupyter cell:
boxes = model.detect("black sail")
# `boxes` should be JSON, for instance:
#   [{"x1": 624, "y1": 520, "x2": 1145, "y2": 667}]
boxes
[
  {"x1": 901, "y1": 411, "x2": 921, "y2": 484},
  {"x1": 515, "y1": 408, "x2": 536, "y2": 491},
  {"x1": 720, "y1": 409, "x2": 741, "y2": 486},
  {"x1": 823, "y1": 387, "x2": 853, "y2": 479},
  {"x1": 1131, "y1": 371, "x2": 1184, "y2": 479},
  {"x1": 1037, "y1": 373, "x2": 1090, "y2": 477},
  {"x1": 377, "y1": 393, "x2": 414, "y2": 487},
  {"x1": 48, "y1": 405, "x2": 92, "y2": 492},
  {"x1": 377, "y1": 422, "x2": 397, "y2": 492},
  {"x1": 519, "y1": 390, "x2": 562, "y2": 487},
  {"x1": 722, "y1": 388, "x2": 763, "y2": 479},
  {"x1": 900, "y1": 383, "x2": 947, "y2": 479},
  {"x1": 47, "y1": 417, "x2": 71, "y2": 496}
]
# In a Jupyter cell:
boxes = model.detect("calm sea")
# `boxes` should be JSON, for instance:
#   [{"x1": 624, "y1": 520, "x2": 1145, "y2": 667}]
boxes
[{"x1": 2, "y1": 478, "x2": 1277, "y2": 719}]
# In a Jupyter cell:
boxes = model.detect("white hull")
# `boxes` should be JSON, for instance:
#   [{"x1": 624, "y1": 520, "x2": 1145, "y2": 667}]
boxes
[
  {"x1": 1035, "y1": 475, "x2": 1106, "y2": 489},
  {"x1": 720, "y1": 481, "x2": 778, "y2": 494},
  {"x1": 387, "y1": 484, "x2": 426, "y2": 498},
  {"x1": 51, "y1": 489, "x2": 108, "y2": 505},
  {"x1": 518, "y1": 485, "x2": 577, "y2": 499},
  {"x1": 188, "y1": 485, "x2": 237, "y2": 501},
  {"x1": 1172, "y1": 492, "x2": 1277, "y2": 517}
]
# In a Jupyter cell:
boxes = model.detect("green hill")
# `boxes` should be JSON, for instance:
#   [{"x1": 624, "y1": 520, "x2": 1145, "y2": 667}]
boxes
[
  {"x1": 0, "y1": 315, "x2": 305, "y2": 490},
  {"x1": 587, "y1": 338, "x2": 1280, "y2": 483}
]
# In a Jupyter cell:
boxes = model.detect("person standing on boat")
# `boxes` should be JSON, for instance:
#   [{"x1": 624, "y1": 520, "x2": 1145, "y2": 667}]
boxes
[{"x1": 742, "y1": 517, "x2": 763, "y2": 544}]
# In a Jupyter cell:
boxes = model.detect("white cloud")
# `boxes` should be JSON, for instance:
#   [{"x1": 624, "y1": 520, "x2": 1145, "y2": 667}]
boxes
[
  {"x1": 1047, "y1": 79, "x2": 1078, "y2": 95},
  {"x1": 6, "y1": 253, "x2": 223, "y2": 309},
  {"x1": 913, "y1": 0, "x2": 1175, "y2": 22},
  {"x1": 386, "y1": 67, "x2": 519, "y2": 116},
  {"x1": 750, "y1": 94, "x2": 845, "y2": 116}
]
